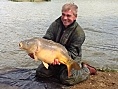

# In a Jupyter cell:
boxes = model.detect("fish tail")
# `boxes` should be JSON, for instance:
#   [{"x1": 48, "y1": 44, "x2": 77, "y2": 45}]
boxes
[
  {"x1": 66, "y1": 62, "x2": 81, "y2": 77},
  {"x1": 72, "y1": 62, "x2": 81, "y2": 70},
  {"x1": 66, "y1": 64, "x2": 72, "y2": 77}
]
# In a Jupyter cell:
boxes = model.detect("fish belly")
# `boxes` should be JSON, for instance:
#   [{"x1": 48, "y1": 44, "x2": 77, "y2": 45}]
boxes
[{"x1": 36, "y1": 49, "x2": 59, "y2": 64}]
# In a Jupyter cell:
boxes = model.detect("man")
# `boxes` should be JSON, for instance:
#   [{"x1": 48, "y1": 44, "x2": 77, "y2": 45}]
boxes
[{"x1": 35, "y1": 3, "x2": 97, "y2": 85}]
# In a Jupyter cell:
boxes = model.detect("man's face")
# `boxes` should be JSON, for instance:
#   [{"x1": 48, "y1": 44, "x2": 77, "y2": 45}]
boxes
[{"x1": 61, "y1": 10, "x2": 77, "y2": 27}]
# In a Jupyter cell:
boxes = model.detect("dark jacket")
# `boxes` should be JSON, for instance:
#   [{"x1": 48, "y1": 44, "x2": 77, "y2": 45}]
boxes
[{"x1": 43, "y1": 17, "x2": 85, "y2": 62}]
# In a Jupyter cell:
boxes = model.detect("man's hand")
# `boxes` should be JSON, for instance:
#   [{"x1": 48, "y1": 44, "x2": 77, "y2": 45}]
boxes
[
  {"x1": 52, "y1": 59, "x2": 60, "y2": 65},
  {"x1": 28, "y1": 53, "x2": 34, "y2": 59}
]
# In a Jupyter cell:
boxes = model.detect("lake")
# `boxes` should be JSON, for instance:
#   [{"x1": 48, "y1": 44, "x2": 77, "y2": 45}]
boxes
[{"x1": 0, "y1": 0, "x2": 118, "y2": 70}]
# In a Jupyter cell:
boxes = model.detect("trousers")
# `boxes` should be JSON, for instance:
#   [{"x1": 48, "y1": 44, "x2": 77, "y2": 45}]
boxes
[{"x1": 36, "y1": 63, "x2": 90, "y2": 85}]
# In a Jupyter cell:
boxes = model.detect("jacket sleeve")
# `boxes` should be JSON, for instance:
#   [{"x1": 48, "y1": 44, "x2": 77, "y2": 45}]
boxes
[
  {"x1": 67, "y1": 30, "x2": 85, "y2": 63},
  {"x1": 43, "y1": 22, "x2": 56, "y2": 41}
]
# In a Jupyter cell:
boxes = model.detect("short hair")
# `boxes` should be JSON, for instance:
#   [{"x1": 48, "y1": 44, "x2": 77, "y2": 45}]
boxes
[{"x1": 62, "y1": 3, "x2": 78, "y2": 16}]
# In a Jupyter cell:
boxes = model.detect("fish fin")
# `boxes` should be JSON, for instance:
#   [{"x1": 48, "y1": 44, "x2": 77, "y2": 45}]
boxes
[
  {"x1": 33, "y1": 52, "x2": 38, "y2": 61},
  {"x1": 33, "y1": 44, "x2": 39, "y2": 61},
  {"x1": 42, "y1": 61, "x2": 49, "y2": 69},
  {"x1": 72, "y1": 62, "x2": 81, "y2": 70},
  {"x1": 66, "y1": 62, "x2": 81, "y2": 77},
  {"x1": 66, "y1": 65, "x2": 72, "y2": 77}
]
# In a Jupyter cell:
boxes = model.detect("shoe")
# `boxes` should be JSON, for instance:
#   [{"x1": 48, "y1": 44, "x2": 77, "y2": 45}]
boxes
[{"x1": 82, "y1": 62, "x2": 97, "y2": 75}]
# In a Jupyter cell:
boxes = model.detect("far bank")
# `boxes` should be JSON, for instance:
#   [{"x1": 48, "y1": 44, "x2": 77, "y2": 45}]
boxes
[{"x1": 10, "y1": 0, "x2": 51, "y2": 2}]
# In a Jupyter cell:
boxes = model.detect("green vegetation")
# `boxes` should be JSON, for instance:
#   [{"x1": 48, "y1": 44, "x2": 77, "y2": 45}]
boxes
[{"x1": 10, "y1": 0, "x2": 51, "y2": 2}]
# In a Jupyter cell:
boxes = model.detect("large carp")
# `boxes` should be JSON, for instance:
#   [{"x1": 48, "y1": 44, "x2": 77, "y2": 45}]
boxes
[{"x1": 19, "y1": 37, "x2": 81, "y2": 77}]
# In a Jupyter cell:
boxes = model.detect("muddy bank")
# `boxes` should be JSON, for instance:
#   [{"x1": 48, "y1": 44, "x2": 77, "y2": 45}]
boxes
[
  {"x1": 70, "y1": 71, "x2": 118, "y2": 89},
  {"x1": 0, "y1": 68, "x2": 118, "y2": 89}
]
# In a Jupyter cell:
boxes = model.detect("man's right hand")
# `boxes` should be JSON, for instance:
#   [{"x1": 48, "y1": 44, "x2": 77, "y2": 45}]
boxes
[
  {"x1": 28, "y1": 53, "x2": 34, "y2": 59},
  {"x1": 52, "y1": 59, "x2": 60, "y2": 65}
]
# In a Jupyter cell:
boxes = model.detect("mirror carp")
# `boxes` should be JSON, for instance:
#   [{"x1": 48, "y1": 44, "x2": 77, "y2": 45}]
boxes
[{"x1": 19, "y1": 37, "x2": 81, "y2": 77}]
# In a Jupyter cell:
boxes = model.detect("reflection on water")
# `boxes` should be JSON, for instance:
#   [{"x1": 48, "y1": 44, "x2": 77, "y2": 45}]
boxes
[{"x1": 0, "y1": 0, "x2": 118, "y2": 70}]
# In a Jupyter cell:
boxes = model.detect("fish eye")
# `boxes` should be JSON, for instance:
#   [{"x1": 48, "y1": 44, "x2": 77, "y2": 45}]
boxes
[{"x1": 19, "y1": 42, "x2": 22, "y2": 47}]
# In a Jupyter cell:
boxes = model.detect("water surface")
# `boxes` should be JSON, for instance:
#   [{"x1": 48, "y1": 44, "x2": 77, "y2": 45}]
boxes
[{"x1": 0, "y1": 0, "x2": 118, "y2": 70}]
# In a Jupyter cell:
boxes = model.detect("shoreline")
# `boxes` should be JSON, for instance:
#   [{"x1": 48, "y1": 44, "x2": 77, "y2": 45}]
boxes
[{"x1": 0, "y1": 68, "x2": 118, "y2": 89}]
